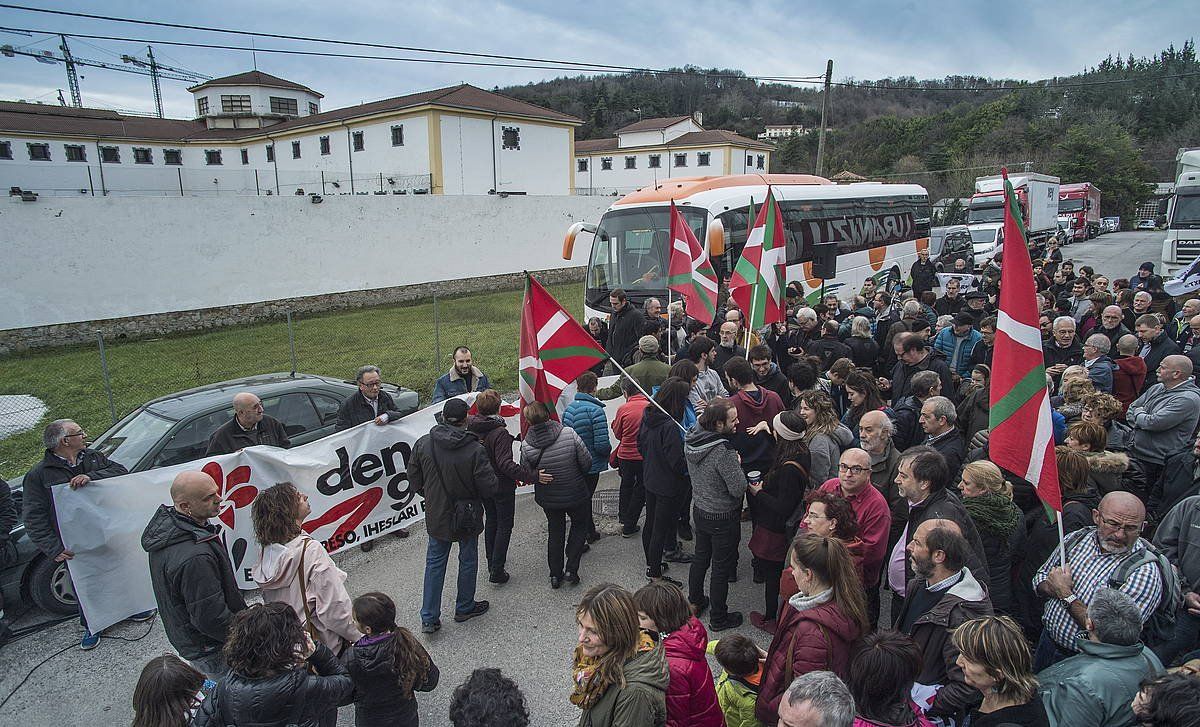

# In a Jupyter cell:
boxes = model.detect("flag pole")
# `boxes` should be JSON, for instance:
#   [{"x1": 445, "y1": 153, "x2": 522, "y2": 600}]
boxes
[
  {"x1": 609, "y1": 357, "x2": 687, "y2": 433},
  {"x1": 1056, "y1": 509, "x2": 1067, "y2": 570},
  {"x1": 667, "y1": 289, "x2": 673, "y2": 362}
]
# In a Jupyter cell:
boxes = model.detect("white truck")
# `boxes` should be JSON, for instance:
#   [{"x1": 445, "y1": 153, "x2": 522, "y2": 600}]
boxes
[
  {"x1": 966, "y1": 172, "x2": 1061, "y2": 268},
  {"x1": 1161, "y1": 148, "x2": 1200, "y2": 276}
]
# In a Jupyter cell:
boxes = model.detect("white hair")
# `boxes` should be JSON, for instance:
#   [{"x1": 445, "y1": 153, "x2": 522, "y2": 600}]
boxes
[
  {"x1": 783, "y1": 671, "x2": 854, "y2": 727},
  {"x1": 797, "y1": 307, "x2": 818, "y2": 322},
  {"x1": 1053, "y1": 316, "x2": 1076, "y2": 330}
]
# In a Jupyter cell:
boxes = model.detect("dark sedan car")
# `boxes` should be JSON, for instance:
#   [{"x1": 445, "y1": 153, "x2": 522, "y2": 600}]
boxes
[{"x1": 2, "y1": 372, "x2": 417, "y2": 615}]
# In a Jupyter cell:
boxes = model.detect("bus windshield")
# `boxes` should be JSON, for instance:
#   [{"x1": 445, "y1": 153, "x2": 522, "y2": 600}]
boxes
[
  {"x1": 1059, "y1": 199, "x2": 1085, "y2": 212},
  {"x1": 585, "y1": 206, "x2": 706, "y2": 309}
]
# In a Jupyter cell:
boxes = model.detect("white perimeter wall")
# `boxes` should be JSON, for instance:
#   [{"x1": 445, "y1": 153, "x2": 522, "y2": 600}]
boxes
[{"x1": 1, "y1": 194, "x2": 611, "y2": 330}]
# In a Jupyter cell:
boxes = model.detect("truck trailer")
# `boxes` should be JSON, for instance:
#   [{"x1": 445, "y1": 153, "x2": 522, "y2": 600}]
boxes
[{"x1": 966, "y1": 172, "x2": 1060, "y2": 263}]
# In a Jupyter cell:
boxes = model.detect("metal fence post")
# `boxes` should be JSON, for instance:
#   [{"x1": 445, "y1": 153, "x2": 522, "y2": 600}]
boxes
[
  {"x1": 433, "y1": 287, "x2": 441, "y2": 370},
  {"x1": 96, "y1": 330, "x2": 117, "y2": 425},
  {"x1": 286, "y1": 311, "x2": 298, "y2": 376}
]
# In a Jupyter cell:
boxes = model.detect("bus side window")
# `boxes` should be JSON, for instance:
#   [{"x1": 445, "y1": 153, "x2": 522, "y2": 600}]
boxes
[{"x1": 717, "y1": 208, "x2": 751, "y2": 277}]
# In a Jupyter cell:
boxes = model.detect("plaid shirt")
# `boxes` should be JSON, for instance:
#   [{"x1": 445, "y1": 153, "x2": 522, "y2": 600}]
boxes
[{"x1": 1033, "y1": 527, "x2": 1164, "y2": 651}]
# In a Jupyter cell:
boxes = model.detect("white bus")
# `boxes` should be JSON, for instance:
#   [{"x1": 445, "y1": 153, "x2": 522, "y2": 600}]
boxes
[{"x1": 563, "y1": 174, "x2": 931, "y2": 321}]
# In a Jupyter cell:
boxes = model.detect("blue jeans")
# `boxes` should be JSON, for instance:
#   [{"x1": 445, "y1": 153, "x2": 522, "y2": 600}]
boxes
[
  {"x1": 1033, "y1": 629, "x2": 1075, "y2": 671},
  {"x1": 420, "y1": 535, "x2": 478, "y2": 625}
]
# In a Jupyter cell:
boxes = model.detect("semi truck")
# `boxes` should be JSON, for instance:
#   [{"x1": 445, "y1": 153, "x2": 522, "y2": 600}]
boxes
[
  {"x1": 1162, "y1": 148, "x2": 1200, "y2": 276},
  {"x1": 966, "y1": 172, "x2": 1060, "y2": 265},
  {"x1": 1058, "y1": 182, "x2": 1101, "y2": 241}
]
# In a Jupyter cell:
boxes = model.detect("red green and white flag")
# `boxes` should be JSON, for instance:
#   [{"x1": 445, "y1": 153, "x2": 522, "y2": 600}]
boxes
[
  {"x1": 988, "y1": 168, "x2": 1062, "y2": 513},
  {"x1": 519, "y1": 273, "x2": 608, "y2": 434},
  {"x1": 666, "y1": 201, "x2": 719, "y2": 325},
  {"x1": 729, "y1": 187, "x2": 788, "y2": 330}
]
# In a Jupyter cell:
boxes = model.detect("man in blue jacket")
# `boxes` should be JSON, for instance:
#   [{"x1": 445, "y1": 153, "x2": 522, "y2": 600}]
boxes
[
  {"x1": 931, "y1": 313, "x2": 981, "y2": 380},
  {"x1": 432, "y1": 347, "x2": 491, "y2": 403},
  {"x1": 562, "y1": 371, "x2": 611, "y2": 543}
]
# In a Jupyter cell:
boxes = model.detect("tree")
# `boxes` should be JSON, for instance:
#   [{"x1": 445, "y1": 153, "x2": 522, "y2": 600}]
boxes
[{"x1": 1050, "y1": 121, "x2": 1157, "y2": 221}]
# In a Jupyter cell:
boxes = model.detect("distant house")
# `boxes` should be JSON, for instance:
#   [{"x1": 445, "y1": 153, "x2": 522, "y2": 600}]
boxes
[
  {"x1": 831, "y1": 170, "x2": 869, "y2": 184},
  {"x1": 0, "y1": 71, "x2": 582, "y2": 196},
  {"x1": 573, "y1": 115, "x2": 773, "y2": 195},
  {"x1": 759, "y1": 124, "x2": 810, "y2": 140}
]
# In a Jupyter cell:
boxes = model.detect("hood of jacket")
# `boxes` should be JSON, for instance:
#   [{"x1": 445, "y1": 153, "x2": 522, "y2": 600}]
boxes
[
  {"x1": 663, "y1": 616, "x2": 709, "y2": 662},
  {"x1": 735, "y1": 386, "x2": 778, "y2": 416},
  {"x1": 1082, "y1": 449, "x2": 1130, "y2": 474},
  {"x1": 430, "y1": 422, "x2": 481, "y2": 450},
  {"x1": 791, "y1": 597, "x2": 862, "y2": 645},
  {"x1": 641, "y1": 405, "x2": 678, "y2": 435},
  {"x1": 685, "y1": 425, "x2": 732, "y2": 466},
  {"x1": 348, "y1": 633, "x2": 399, "y2": 677},
  {"x1": 252, "y1": 534, "x2": 307, "y2": 587},
  {"x1": 573, "y1": 391, "x2": 604, "y2": 407},
  {"x1": 523, "y1": 420, "x2": 564, "y2": 450},
  {"x1": 1065, "y1": 486, "x2": 1101, "y2": 510},
  {"x1": 622, "y1": 639, "x2": 671, "y2": 694},
  {"x1": 913, "y1": 568, "x2": 990, "y2": 628},
  {"x1": 466, "y1": 414, "x2": 506, "y2": 437},
  {"x1": 141, "y1": 504, "x2": 221, "y2": 553},
  {"x1": 1116, "y1": 356, "x2": 1148, "y2": 374}
]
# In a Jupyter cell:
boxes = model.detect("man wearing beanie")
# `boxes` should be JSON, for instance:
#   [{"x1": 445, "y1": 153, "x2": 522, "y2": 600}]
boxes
[
  {"x1": 409, "y1": 397, "x2": 498, "y2": 633},
  {"x1": 596, "y1": 335, "x2": 670, "y2": 400}
]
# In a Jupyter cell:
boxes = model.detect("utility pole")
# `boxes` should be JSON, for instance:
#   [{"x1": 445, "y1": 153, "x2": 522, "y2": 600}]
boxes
[
  {"x1": 59, "y1": 34, "x2": 81, "y2": 107},
  {"x1": 147, "y1": 46, "x2": 163, "y2": 118},
  {"x1": 815, "y1": 59, "x2": 833, "y2": 177}
]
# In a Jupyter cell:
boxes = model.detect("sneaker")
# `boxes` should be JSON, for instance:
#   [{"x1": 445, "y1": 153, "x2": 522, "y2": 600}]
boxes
[
  {"x1": 565, "y1": 572, "x2": 581, "y2": 586},
  {"x1": 80, "y1": 629, "x2": 101, "y2": 650},
  {"x1": 677, "y1": 523, "x2": 693, "y2": 541},
  {"x1": 454, "y1": 601, "x2": 490, "y2": 622},
  {"x1": 488, "y1": 570, "x2": 510, "y2": 584},
  {"x1": 421, "y1": 621, "x2": 442, "y2": 634},
  {"x1": 550, "y1": 576, "x2": 563, "y2": 589},
  {"x1": 621, "y1": 525, "x2": 641, "y2": 538},
  {"x1": 129, "y1": 609, "x2": 157, "y2": 622},
  {"x1": 663, "y1": 549, "x2": 693, "y2": 564},
  {"x1": 750, "y1": 611, "x2": 778, "y2": 635},
  {"x1": 709, "y1": 612, "x2": 744, "y2": 632}
]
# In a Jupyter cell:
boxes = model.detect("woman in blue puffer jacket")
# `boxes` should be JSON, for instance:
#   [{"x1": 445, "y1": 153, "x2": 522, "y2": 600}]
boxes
[{"x1": 563, "y1": 371, "x2": 612, "y2": 542}]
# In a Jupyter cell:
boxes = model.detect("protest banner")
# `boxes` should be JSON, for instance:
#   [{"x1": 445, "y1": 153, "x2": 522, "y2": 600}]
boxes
[
  {"x1": 935, "y1": 272, "x2": 977, "y2": 292},
  {"x1": 53, "y1": 385, "x2": 623, "y2": 633}
]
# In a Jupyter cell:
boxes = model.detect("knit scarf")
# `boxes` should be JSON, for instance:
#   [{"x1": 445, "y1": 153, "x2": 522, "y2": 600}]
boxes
[
  {"x1": 570, "y1": 629, "x2": 656, "y2": 710},
  {"x1": 787, "y1": 587, "x2": 833, "y2": 613},
  {"x1": 963, "y1": 492, "x2": 1021, "y2": 537}
]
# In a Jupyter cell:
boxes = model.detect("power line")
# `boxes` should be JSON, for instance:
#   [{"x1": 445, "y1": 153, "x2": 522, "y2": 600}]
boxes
[
  {"x1": 831, "y1": 71, "x2": 1200, "y2": 92},
  {"x1": 0, "y1": 5, "x2": 828, "y2": 82}
]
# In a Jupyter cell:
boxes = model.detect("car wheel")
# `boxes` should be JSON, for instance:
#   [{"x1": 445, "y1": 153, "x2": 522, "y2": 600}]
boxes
[{"x1": 28, "y1": 555, "x2": 80, "y2": 615}]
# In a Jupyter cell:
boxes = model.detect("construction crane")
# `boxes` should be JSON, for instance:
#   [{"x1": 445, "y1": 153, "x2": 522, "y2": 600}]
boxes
[
  {"x1": 1, "y1": 36, "x2": 209, "y2": 112},
  {"x1": 121, "y1": 46, "x2": 209, "y2": 118}
]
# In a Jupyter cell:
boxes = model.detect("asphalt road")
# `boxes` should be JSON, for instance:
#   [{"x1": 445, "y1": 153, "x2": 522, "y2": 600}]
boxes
[{"x1": 0, "y1": 230, "x2": 1166, "y2": 726}]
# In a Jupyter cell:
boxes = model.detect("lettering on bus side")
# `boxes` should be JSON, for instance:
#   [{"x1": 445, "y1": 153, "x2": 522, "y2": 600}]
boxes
[{"x1": 799, "y1": 212, "x2": 916, "y2": 252}]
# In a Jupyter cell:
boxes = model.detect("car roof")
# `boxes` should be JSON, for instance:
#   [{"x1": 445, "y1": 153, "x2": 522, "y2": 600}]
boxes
[{"x1": 141, "y1": 372, "x2": 354, "y2": 420}]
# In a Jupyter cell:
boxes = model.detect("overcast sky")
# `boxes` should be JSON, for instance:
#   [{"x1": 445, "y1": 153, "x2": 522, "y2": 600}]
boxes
[{"x1": 0, "y1": 1, "x2": 1193, "y2": 118}]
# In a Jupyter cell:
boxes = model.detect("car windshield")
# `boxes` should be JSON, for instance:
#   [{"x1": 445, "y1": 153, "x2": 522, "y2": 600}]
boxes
[
  {"x1": 1059, "y1": 199, "x2": 1085, "y2": 212},
  {"x1": 970, "y1": 228, "x2": 998, "y2": 244},
  {"x1": 91, "y1": 409, "x2": 176, "y2": 470}
]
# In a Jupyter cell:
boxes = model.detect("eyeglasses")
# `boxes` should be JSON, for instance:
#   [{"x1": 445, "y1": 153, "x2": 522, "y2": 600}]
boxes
[
  {"x1": 360, "y1": 381, "x2": 382, "y2": 388},
  {"x1": 1098, "y1": 516, "x2": 1144, "y2": 535},
  {"x1": 64, "y1": 431, "x2": 86, "y2": 439},
  {"x1": 838, "y1": 464, "x2": 869, "y2": 475}
]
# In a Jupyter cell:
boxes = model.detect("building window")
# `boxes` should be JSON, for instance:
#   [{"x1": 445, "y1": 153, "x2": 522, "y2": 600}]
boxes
[
  {"x1": 390, "y1": 125, "x2": 404, "y2": 147},
  {"x1": 698, "y1": 152, "x2": 711, "y2": 167},
  {"x1": 601, "y1": 157, "x2": 613, "y2": 171},
  {"x1": 292, "y1": 141, "x2": 301, "y2": 159},
  {"x1": 196, "y1": 97, "x2": 209, "y2": 116},
  {"x1": 352, "y1": 131, "x2": 365, "y2": 151},
  {"x1": 577, "y1": 159, "x2": 588, "y2": 172},
  {"x1": 27, "y1": 143, "x2": 50, "y2": 161},
  {"x1": 220, "y1": 94, "x2": 251, "y2": 113},
  {"x1": 134, "y1": 147, "x2": 153, "y2": 164},
  {"x1": 747, "y1": 155, "x2": 753, "y2": 166},
  {"x1": 269, "y1": 96, "x2": 298, "y2": 115},
  {"x1": 308, "y1": 102, "x2": 319, "y2": 115},
  {"x1": 320, "y1": 136, "x2": 330, "y2": 155},
  {"x1": 674, "y1": 153, "x2": 687, "y2": 168},
  {"x1": 205, "y1": 150, "x2": 223, "y2": 165},
  {"x1": 757, "y1": 155, "x2": 765, "y2": 169},
  {"x1": 266, "y1": 144, "x2": 275, "y2": 162},
  {"x1": 0, "y1": 141, "x2": 12, "y2": 160},
  {"x1": 100, "y1": 146, "x2": 120, "y2": 163},
  {"x1": 164, "y1": 149, "x2": 182, "y2": 165},
  {"x1": 240, "y1": 149, "x2": 249, "y2": 165},
  {"x1": 501, "y1": 126, "x2": 520, "y2": 150},
  {"x1": 649, "y1": 154, "x2": 661, "y2": 168},
  {"x1": 64, "y1": 144, "x2": 87, "y2": 162},
  {"x1": 625, "y1": 156, "x2": 636, "y2": 169}
]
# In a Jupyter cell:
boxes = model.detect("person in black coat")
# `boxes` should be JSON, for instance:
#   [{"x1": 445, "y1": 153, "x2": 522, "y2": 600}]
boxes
[
  {"x1": 1134, "y1": 314, "x2": 1182, "y2": 392},
  {"x1": 194, "y1": 602, "x2": 353, "y2": 727},
  {"x1": 919, "y1": 396, "x2": 967, "y2": 481},
  {"x1": 806, "y1": 320, "x2": 853, "y2": 372},
  {"x1": 205, "y1": 392, "x2": 291, "y2": 456},
  {"x1": 959, "y1": 461, "x2": 1022, "y2": 616},
  {"x1": 343, "y1": 592, "x2": 439, "y2": 727},
  {"x1": 338, "y1": 366, "x2": 411, "y2": 545},
  {"x1": 605, "y1": 289, "x2": 643, "y2": 368},
  {"x1": 637, "y1": 378, "x2": 692, "y2": 583},
  {"x1": 142, "y1": 470, "x2": 248, "y2": 677},
  {"x1": 0, "y1": 477, "x2": 16, "y2": 643},
  {"x1": 888, "y1": 333, "x2": 955, "y2": 404},
  {"x1": 845, "y1": 316, "x2": 881, "y2": 370},
  {"x1": 910, "y1": 249, "x2": 938, "y2": 296}
]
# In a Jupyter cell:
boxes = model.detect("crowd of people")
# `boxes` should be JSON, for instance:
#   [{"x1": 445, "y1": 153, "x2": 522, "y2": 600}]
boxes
[{"x1": 6, "y1": 247, "x2": 1200, "y2": 726}]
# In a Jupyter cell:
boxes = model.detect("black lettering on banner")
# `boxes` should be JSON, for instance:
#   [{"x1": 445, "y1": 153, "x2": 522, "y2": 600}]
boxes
[
  {"x1": 352, "y1": 453, "x2": 383, "y2": 484},
  {"x1": 316, "y1": 441, "x2": 414, "y2": 503}
]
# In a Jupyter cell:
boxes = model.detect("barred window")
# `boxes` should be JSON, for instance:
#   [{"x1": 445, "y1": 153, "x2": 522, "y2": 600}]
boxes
[
  {"x1": 221, "y1": 95, "x2": 251, "y2": 113},
  {"x1": 269, "y1": 96, "x2": 298, "y2": 115}
]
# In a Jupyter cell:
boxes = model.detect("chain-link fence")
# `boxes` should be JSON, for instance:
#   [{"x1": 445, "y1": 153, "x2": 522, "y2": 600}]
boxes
[{"x1": 0, "y1": 279, "x2": 582, "y2": 480}]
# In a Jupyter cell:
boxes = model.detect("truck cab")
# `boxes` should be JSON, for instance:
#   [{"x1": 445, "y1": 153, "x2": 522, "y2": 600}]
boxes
[{"x1": 1162, "y1": 149, "x2": 1200, "y2": 277}]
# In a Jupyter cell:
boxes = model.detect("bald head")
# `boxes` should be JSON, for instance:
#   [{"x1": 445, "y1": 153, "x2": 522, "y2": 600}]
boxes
[
  {"x1": 1094, "y1": 491, "x2": 1147, "y2": 554},
  {"x1": 1158, "y1": 354, "x2": 1194, "y2": 389},
  {"x1": 916, "y1": 517, "x2": 962, "y2": 539},
  {"x1": 233, "y1": 392, "x2": 264, "y2": 427},
  {"x1": 837, "y1": 447, "x2": 872, "y2": 493},
  {"x1": 170, "y1": 470, "x2": 221, "y2": 523}
]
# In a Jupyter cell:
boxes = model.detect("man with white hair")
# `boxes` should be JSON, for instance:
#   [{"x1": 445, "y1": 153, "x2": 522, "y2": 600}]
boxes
[
  {"x1": 1082, "y1": 333, "x2": 1116, "y2": 393},
  {"x1": 1038, "y1": 588, "x2": 1164, "y2": 725},
  {"x1": 204, "y1": 391, "x2": 291, "y2": 457},
  {"x1": 22, "y1": 419, "x2": 152, "y2": 649},
  {"x1": 919, "y1": 396, "x2": 965, "y2": 479},
  {"x1": 1043, "y1": 316, "x2": 1084, "y2": 381},
  {"x1": 773, "y1": 671, "x2": 855, "y2": 727},
  {"x1": 1127, "y1": 354, "x2": 1200, "y2": 499},
  {"x1": 1097, "y1": 304, "x2": 1132, "y2": 348},
  {"x1": 1034, "y1": 492, "x2": 1165, "y2": 670},
  {"x1": 860, "y1": 409, "x2": 902, "y2": 501},
  {"x1": 1123, "y1": 290, "x2": 1154, "y2": 331}
]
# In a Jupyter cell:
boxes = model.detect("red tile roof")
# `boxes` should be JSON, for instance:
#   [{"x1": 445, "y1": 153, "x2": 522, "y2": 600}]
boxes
[
  {"x1": 188, "y1": 71, "x2": 324, "y2": 98},
  {"x1": 616, "y1": 116, "x2": 693, "y2": 133},
  {"x1": 0, "y1": 84, "x2": 581, "y2": 142},
  {"x1": 573, "y1": 129, "x2": 773, "y2": 155}
]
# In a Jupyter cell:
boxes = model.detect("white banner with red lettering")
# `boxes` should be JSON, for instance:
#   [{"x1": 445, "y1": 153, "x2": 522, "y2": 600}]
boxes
[{"x1": 53, "y1": 386, "x2": 622, "y2": 633}]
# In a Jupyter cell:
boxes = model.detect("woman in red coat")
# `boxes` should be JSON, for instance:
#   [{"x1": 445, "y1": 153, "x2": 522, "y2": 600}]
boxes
[
  {"x1": 755, "y1": 533, "x2": 868, "y2": 725},
  {"x1": 634, "y1": 581, "x2": 724, "y2": 727}
]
